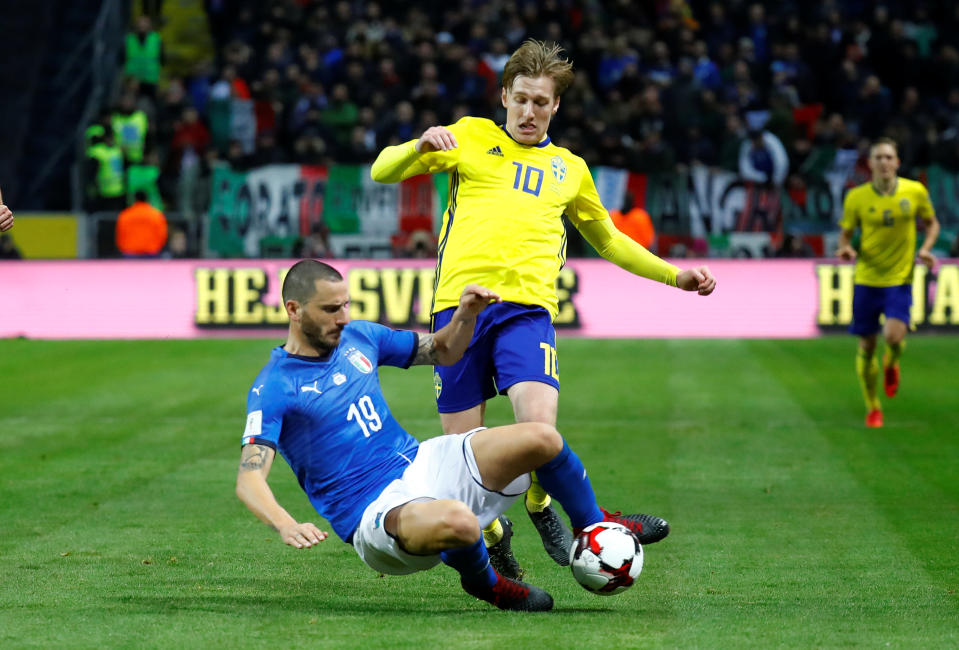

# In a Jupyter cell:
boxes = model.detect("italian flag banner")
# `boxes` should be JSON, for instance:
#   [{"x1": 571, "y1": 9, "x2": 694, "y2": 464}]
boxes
[{"x1": 208, "y1": 163, "x2": 450, "y2": 258}]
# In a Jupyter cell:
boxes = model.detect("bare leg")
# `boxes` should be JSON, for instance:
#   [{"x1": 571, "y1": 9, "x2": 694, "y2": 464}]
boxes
[
  {"x1": 440, "y1": 402, "x2": 486, "y2": 434},
  {"x1": 386, "y1": 499, "x2": 480, "y2": 555},
  {"x1": 506, "y1": 381, "x2": 559, "y2": 426}
]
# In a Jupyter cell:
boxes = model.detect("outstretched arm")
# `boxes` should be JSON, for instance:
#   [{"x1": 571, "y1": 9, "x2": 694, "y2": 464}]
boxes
[
  {"x1": 411, "y1": 284, "x2": 501, "y2": 366},
  {"x1": 0, "y1": 187, "x2": 12, "y2": 232},
  {"x1": 236, "y1": 443, "x2": 327, "y2": 548},
  {"x1": 577, "y1": 218, "x2": 716, "y2": 295}
]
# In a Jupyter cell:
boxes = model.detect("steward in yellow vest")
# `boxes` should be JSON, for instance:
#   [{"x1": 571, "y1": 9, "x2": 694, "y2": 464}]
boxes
[
  {"x1": 85, "y1": 132, "x2": 126, "y2": 212},
  {"x1": 112, "y1": 94, "x2": 149, "y2": 164}
]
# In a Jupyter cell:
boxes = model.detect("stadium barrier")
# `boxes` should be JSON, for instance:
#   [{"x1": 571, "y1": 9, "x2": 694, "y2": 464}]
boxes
[{"x1": 2, "y1": 259, "x2": 957, "y2": 339}]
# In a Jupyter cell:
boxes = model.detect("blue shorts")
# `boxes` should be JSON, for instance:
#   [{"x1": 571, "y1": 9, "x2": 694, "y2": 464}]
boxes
[
  {"x1": 849, "y1": 284, "x2": 912, "y2": 336},
  {"x1": 432, "y1": 302, "x2": 558, "y2": 413}
]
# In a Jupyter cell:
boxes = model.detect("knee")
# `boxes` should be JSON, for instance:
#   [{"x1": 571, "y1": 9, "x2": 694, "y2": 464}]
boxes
[
  {"x1": 439, "y1": 501, "x2": 481, "y2": 546},
  {"x1": 524, "y1": 422, "x2": 564, "y2": 463}
]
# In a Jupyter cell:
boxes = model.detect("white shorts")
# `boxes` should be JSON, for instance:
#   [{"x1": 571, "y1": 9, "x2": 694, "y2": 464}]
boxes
[{"x1": 352, "y1": 429, "x2": 531, "y2": 575}]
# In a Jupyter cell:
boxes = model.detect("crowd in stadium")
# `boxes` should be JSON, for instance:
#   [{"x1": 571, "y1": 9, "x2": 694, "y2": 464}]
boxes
[{"x1": 86, "y1": 0, "x2": 959, "y2": 251}]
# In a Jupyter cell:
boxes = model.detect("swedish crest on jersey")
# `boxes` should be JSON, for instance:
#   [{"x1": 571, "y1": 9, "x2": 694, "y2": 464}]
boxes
[
  {"x1": 551, "y1": 156, "x2": 567, "y2": 182},
  {"x1": 344, "y1": 348, "x2": 373, "y2": 374}
]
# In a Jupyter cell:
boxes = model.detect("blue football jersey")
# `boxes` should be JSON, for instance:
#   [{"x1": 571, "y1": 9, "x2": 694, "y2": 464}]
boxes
[{"x1": 241, "y1": 321, "x2": 420, "y2": 541}]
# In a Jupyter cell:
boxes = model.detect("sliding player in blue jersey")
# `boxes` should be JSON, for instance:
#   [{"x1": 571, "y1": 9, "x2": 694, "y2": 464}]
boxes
[
  {"x1": 371, "y1": 40, "x2": 716, "y2": 577},
  {"x1": 235, "y1": 260, "x2": 668, "y2": 611}
]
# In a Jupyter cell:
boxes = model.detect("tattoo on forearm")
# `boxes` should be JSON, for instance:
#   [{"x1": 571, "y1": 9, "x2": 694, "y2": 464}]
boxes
[
  {"x1": 239, "y1": 444, "x2": 270, "y2": 472},
  {"x1": 412, "y1": 333, "x2": 438, "y2": 365}
]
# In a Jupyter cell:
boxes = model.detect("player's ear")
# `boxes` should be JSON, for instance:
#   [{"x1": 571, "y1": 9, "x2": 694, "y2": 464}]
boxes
[
  {"x1": 501, "y1": 86, "x2": 508, "y2": 109},
  {"x1": 552, "y1": 96, "x2": 560, "y2": 115},
  {"x1": 285, "y1": 299, "x2": 301, "y2": 321}
]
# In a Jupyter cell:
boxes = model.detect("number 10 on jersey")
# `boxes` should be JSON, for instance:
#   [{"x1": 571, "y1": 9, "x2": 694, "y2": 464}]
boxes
[{"x1": 512, "y1": 162, "x2": 543, "y2": 197}]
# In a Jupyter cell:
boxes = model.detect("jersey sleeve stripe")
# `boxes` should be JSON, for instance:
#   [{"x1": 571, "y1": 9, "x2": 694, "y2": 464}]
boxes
[{"x1": 241, "y1": 435, "x2": 277, "y2": 450}]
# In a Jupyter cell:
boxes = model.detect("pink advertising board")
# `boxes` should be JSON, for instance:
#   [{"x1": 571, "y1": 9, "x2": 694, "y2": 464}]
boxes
[{"x1": 1, "y1": 259, "x2": 957, "y2": 339}]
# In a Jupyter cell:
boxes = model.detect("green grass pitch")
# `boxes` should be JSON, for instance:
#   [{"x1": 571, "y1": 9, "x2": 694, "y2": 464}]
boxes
[{"x1": 1, "y1": 336, "x2": 957, "y2": 648}]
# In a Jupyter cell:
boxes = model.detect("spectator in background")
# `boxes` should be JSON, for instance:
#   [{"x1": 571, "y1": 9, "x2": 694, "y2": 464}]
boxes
[
  {"x1": 124, "y1": 15, "x2": 163, "y2": 99},
  {"x1": 774, "y1": 232, "x2": 814, "y2": 258},
  {"x1": 166, "y1": 227, "x2": 189, "y2": 258},
  {"x1": 609, "y1": 193, "x2": 655, "y2": 250},
  {"x1": 116, "y1": 190, "x2": 168, "y2": 257},
  {"x1": 739, "y1": 126, "x2": 789, "y2": 186},
  {"x1": 321, "y1": 83, "x2": 359, "y2": 148}
]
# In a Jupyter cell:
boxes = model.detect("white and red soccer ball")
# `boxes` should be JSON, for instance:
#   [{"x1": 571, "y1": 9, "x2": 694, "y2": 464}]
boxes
[{"x1": 569, "y1": 521, "x2": 643, "y2": 595}]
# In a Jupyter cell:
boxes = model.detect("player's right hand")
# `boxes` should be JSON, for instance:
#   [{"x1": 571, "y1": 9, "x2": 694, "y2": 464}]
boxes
[
  {"x1": 0, "y1": 204, "x2": 13, "y2": 232},
  {"x1": 836, "y1": 245, "x2": 856, "y2": 261},
  {"x1": 458, "y1": 284, "x2": 501, "y2": 317},
  {"x1": 279, "y1": 522, "x2": 328, "y2": 549},
  {"x1": 415, "y1": 126, "x2": 457, "y2": 153}
]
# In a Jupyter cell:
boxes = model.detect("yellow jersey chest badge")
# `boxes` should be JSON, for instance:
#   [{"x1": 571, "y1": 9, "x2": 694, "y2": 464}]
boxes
[
  {"x1": 551, "y1": 156, "x2": 567, "y2": 182},
  {"x1": 550, "y1": 155, "x2": 567, "y2": 195}
]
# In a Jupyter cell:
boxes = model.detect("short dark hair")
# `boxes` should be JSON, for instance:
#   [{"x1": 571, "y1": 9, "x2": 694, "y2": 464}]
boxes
[
  {"x1": 282, "y1": 259, "x2": 343, "y2": 303},
  {"x1": 134, "y1": 190, "x2": 148, "y2": 202},
  {"x1": 870, "y1": 137, "x2": 898, "y2": 154}
]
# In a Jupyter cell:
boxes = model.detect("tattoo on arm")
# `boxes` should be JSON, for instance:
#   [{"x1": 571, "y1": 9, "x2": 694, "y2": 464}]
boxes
[
  {"x1": 411, "y1": 333, "x2": 439, "y2": 366},
  {"x1": 239, "y1": 444, "x2": 271, "y2": 472}
]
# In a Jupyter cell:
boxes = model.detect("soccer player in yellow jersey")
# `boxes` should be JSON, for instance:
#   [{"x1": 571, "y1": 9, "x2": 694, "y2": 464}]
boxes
[
  {"x1": 371, "y1": 40, "x2": 716, "y2": 577},
  {"x1": 837, "y1": 138, "x2": 939, "y2": 428}
]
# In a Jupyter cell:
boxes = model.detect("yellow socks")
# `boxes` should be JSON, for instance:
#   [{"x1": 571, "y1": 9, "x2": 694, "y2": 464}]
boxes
[
  {"x1": 482, "y1": 516, "x2": 503, "y2": 547},
  {"x1": 884, "y1": 340, "x2": 905, "y2": 368},
  {"x1": 856, "y1": 347, "x2": 880, "y2": 411},
  {"x1": 525, "y1": 472, "x2": 551, "y2": 513}
]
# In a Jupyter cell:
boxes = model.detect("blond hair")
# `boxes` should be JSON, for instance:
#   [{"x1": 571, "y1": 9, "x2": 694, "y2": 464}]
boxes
[{"x1": 502, "y1": 39, "x2": 574, "y2": 97}]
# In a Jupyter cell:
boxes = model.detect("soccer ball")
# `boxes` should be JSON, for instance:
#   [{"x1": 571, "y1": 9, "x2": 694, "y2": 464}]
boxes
[{"x1": 569, "y1": 522, "x2": 643, "y2": 595}]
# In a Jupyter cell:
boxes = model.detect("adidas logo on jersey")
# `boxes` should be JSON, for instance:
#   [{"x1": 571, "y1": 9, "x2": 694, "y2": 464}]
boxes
[{"x1": 486, "y1": 145, "x2": 504, "y2": 157}]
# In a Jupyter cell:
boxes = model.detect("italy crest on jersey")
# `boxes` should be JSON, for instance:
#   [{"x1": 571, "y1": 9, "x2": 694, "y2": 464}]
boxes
[
  {"x1": 551, "y1": 156, "x2": 567, "y2": 182},
  {"x1": 345, "y1": 348, "x2": 373, "y2": 374}
]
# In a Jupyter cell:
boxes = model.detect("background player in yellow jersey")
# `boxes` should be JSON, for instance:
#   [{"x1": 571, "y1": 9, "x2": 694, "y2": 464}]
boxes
[
  {"x1": 837, "y1": 138, "x2": 939, "y2": 428},
  {"x1": 371, "y1": 40, "x2": 715, "y2": 577}
]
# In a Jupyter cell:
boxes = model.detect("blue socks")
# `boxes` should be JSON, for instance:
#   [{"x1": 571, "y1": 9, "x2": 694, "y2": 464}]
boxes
[
  {"x1": 534, "y1": 440, "x2": 604, "y2": 530},
  {"x1": 441, "y1": 537, "x2": 497, "y2": 586}
]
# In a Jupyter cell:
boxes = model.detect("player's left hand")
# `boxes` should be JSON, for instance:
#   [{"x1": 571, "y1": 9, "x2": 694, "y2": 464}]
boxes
[
  {"x1": 676, "y1": 266, "x2": 716, "y2": 296},
  {"x1": 0, "y1": 204, "x2": 12, "y2": 232},
  {"x1": 918, "y1": 249, "x2": 937, "y2": 269},
  {"x1": 458, "y1": 284, "x2": 501, "y2": 317}
]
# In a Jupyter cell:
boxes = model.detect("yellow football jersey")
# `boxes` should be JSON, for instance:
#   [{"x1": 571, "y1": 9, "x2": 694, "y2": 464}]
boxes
[
  {"x1": 377, "y1": 116, "x2": 610, "y2": 319},
  {"x1": 840, "y1": 178, "x2": 935, "y2": 287}
]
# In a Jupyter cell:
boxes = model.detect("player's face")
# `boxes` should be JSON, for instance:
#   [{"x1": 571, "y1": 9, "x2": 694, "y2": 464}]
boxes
[
  {"x1": 868, "y1": 143, "x2": 899, "y2": 182},
  {"x1": 502, "y1": 75, "x2": 560, "y2": 145},
  {"x1": 298, "y1": 279, "x2": 350, "y2": 354}
]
